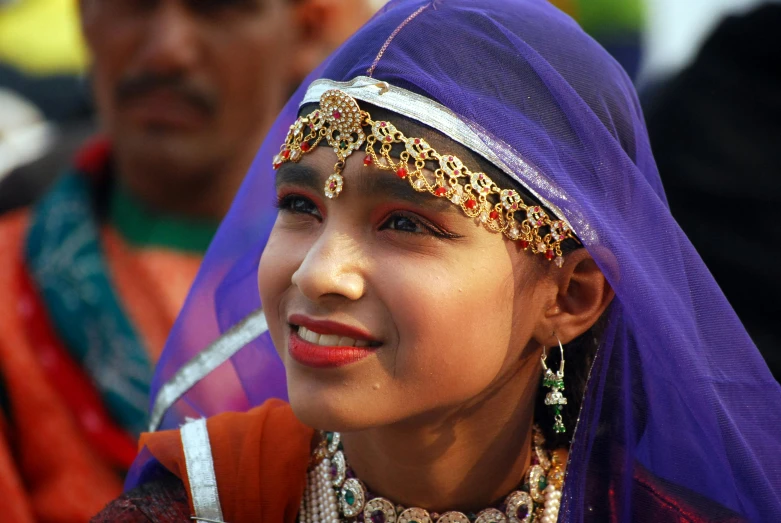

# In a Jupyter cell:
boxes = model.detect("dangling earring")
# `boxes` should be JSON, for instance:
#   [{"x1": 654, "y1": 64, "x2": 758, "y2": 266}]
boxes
[{"x1": 541, "y1": 337, "x2": 567, "y2": 434}]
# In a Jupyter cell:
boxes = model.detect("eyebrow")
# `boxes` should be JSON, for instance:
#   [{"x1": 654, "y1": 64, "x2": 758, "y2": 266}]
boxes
[{"x1": 276, "y1": 163, "x2": 455, "y2": 212}]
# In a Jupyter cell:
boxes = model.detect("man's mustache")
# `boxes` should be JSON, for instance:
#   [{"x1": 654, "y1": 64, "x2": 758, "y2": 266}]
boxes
[{"x1": 116, "y1": 74, "x2": 217, "y2": 115}]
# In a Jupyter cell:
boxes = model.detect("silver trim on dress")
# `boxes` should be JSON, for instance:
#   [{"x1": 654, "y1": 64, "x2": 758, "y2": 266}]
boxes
[{"x1": 181, "y1": 418, "x2": 225, "y2": 522}]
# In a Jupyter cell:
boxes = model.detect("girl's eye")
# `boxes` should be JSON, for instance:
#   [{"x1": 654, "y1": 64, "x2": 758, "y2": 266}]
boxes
[
  {"x1": 380, "y1": 212, "x2": 462, "y2": 239},
  {"x1": 382, "y1": 214, "x2": 426, "y2": 234},
  {"x1": 276, "y1": 194, "x2": 321, "y2": 219}
]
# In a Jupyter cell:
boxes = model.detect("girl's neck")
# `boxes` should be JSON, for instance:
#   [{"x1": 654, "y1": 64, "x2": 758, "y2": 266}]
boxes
[{"x1": 339, "y1": 365, "x2": 540, "y2": 513}]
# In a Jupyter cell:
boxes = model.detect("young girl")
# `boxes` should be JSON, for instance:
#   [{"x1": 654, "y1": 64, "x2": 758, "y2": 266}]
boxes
[{"x1": 95, "y1": 1, "x2": 781, "y2": 521}]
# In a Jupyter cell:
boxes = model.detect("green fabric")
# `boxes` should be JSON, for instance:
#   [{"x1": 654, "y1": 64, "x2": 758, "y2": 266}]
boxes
[
  {"x1": 26, "y1": 172, "x2": 153, "y2": 436},
  {"x1": 109, "y1": 183, "x2": 219, "y2": 254}
]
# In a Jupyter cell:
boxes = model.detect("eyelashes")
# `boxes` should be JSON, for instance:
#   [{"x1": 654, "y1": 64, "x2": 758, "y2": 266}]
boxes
[
  {"x1": 275, "y1": 193, "x2": 461, "y2": 240},
  {"x1": 275, "y1": 193, "x2": 322, "y2": 219}
]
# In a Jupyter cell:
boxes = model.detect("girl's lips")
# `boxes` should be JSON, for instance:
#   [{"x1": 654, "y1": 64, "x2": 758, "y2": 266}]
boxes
[
  {"x1": 288, "y1": 330, "x2": 376, "y2": 368},
  {"x1": 288, "y1": 314, "x2": 379, "y2": 343}
]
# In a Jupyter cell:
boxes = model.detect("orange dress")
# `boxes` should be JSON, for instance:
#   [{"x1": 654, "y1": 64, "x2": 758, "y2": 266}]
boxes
[
  {"x1": 140, "y1": 399, "x2": 314, "y2": 523},
  {"x1": 0, "y1": 154, "x2": 210, "y2": 522}
]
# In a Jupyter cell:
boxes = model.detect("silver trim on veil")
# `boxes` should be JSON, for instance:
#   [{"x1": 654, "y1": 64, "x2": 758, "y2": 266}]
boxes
[
  {"x1": 149, "y1": 309, "x2": 268, "y2": 432},
  {"x1": 302, "y1": 76, "x2": 583, "y2": 237}
]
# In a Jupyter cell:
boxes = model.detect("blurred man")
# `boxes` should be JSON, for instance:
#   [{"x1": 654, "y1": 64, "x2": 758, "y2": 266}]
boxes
[{"x1": 0, "y1": 0, "x2": 376, "y2": 521}]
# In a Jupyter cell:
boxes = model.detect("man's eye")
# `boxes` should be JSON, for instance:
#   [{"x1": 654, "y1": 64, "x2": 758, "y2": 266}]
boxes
[
  {"x1": 276, "y1": 194, "x2": 321, "y2": 217},
  {"x1": 190, "y1": 0, "x2": 260, "y2": 14}
]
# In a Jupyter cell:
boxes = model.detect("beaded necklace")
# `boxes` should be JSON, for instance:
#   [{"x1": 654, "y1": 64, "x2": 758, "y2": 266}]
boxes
[{"x1": 299, "y1": 426, "x2": 565, "y2": 523}]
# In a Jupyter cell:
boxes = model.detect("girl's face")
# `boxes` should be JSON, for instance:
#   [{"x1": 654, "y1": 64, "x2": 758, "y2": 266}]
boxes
[{"x1": 258, "y1": 144, "x2": 552, "y2": 431}]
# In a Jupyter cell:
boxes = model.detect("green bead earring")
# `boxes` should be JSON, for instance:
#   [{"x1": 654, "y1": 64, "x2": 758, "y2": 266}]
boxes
[{"x1": 541, "y1": 337, "x2": 567, "y2": 434}]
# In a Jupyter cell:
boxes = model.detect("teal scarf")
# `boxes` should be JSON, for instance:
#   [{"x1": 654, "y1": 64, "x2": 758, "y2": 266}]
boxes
[{"x1": 26, "y1": 172, "x2": 154, "y2": 435}]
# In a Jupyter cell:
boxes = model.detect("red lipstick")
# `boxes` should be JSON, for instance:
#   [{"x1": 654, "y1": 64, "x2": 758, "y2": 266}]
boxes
[
  {"x1": 287, "y1": 314, "x2": 379, "y2": 369},
  {"x1": 289, "y1": 332, "x2": 375, "y2": 368}
]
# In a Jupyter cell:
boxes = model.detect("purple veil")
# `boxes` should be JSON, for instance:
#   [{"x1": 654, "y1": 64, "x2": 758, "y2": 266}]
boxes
[{"x1": 127, "y1": 1, "x2": 781, "y2": 521}]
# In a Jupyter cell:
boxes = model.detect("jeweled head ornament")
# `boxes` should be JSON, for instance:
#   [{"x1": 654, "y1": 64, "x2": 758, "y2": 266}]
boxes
[{"x1": 272, "y1": 89, "x2": 579, "y2": 264}]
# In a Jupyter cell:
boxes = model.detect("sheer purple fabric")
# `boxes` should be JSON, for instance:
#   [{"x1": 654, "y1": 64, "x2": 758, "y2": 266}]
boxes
[{"x1": 126, "y1": 1, "x2": 781, "y2": 521}]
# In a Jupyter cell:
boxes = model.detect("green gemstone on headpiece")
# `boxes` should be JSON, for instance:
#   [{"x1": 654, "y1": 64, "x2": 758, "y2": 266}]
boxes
[
  {"x1": 344, "y1": 490, "x2": 355, "y2": 505},
  {"x1": 326, "y1": 433, "x2": 333, "y2": 444},
  {"x1": 539, "y1": 476, "x2": 548, "y2": 490}
]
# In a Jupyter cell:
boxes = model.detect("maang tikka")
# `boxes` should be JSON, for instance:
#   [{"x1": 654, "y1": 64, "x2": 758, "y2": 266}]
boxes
[
  {"x1": 542, "y1": 338, "x2": 567, "y2": 434},
  {"x1": 272, "y1": 89, "x2": 580, "y2": 265}
]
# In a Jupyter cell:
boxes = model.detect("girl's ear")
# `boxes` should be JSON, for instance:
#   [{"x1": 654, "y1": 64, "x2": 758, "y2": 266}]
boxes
[{"x1": 533, "y1": 249, "x2": 614, "y2": 346}]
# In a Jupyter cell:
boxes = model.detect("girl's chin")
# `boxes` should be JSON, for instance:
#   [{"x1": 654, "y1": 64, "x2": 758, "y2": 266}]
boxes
[
  {"x1": 289, "y1": 399, "x2": 369, "y2": 433},
  {"x1": 286, "y1": 383, "x2": 394, "y2": 433}
]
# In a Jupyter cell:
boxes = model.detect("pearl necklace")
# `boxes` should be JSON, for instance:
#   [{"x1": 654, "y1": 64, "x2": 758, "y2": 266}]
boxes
[{"x1": 299, "y1": 427, "x2": 565, "y2": 523}]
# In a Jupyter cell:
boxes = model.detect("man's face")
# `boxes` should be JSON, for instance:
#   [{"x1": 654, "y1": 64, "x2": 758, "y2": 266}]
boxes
[{"x1": 82, "y1": 0, "x2": 298, "y2": 183}]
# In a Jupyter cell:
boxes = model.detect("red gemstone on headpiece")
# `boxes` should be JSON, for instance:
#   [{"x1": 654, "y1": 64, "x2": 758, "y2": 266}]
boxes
[
  {"x1": 489, "y1": 211, "x2": 499, "y2": 220},
  {"x1": 435, "y1": 187, "x2": 447, "y2": 197},
  {"x1": 333, "y1": 110, "x2": 341, "y2": 119},
  {"x1": 414, "y1": 139, "x2": 420, "y2": 144},
  {"x1": 385, "y1": 136, "x2": 392, "y2": 142},
  {"x1": 329, "y1": 182, "x2": 336, "y2": 190},
  {"x1": 396, "y1": 167, "x2": 408, "y2": 179},
  {"x1": 546, "y1": 249, "x2": 555, "y2": 260},
  {"x1": 520, "y1": 240, "x2": 530, "y2": 249},
  {"x1": 301, "y1": 142, "x2": 311, "y2": 152},
  {"x1": 363, "y1": 155, "x2": 373, "y2": 166},
  {"x1": 282, "y1": 150, "x2": 290, "y2": 159},
  {"x1": 465, "y1": 199, "x2": 477, "y2": 210}
]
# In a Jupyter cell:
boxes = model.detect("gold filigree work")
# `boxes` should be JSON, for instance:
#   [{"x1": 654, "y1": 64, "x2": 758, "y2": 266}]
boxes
[{"x1": 273, "y1": 89, "x2": 579, "y2": 263}]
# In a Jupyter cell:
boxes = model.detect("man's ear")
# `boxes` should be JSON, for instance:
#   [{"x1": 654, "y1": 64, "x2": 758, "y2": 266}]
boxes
[
  {"x1": 532, "y1": 248, "x2": 614, "y2": 346},
  {"x1": 288, "y1": 0, "x2": 375, "y2": 84}
]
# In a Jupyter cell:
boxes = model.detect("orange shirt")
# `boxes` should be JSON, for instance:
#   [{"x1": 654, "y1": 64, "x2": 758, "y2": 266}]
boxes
[{"x1": 0, "y1": 209, "x2": 203, "y2": 523}]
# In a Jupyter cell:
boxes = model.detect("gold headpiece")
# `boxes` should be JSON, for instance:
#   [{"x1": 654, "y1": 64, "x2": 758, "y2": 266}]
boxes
[{"x1": 273, "y1": 89, "x2": 578, "y2": 265}]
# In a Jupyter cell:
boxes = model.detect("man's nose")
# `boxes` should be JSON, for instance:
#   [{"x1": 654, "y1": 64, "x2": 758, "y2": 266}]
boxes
[{"x1": 135, "y1": 2, "x2": 201, "y2": 75}]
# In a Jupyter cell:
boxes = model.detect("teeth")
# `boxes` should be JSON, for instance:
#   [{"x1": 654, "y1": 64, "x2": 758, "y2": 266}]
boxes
[
  {"x1": 298, "y1": 326, "x2": 370, "y2": 348},
  {"x1": 319, "y1": 334, "x2": 340, "y2": 346}
]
